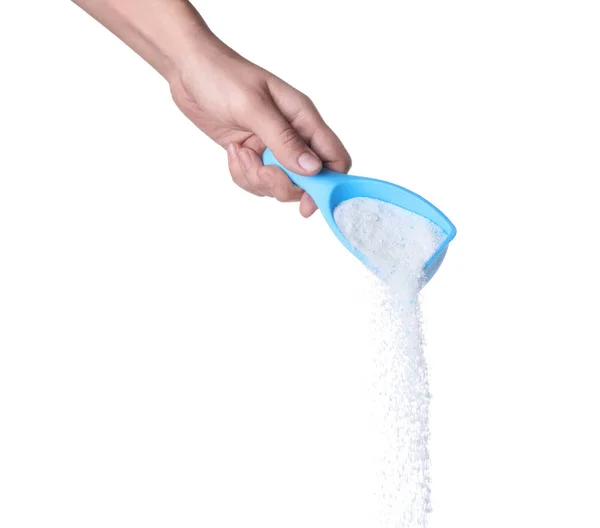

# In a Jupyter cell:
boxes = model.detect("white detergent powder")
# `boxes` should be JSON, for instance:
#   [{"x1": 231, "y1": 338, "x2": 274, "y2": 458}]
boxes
[{"x1": 334, "y1": 197, "x2": 445, "y2": 528}]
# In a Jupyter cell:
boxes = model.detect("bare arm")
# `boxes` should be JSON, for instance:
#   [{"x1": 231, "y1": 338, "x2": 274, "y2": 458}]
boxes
[
  {"x1": 72, "y1": 0, "x2": 351, "y2": 216},
  {"x1": 72, "y1": 0, "x2": 219, "y2": 78}
]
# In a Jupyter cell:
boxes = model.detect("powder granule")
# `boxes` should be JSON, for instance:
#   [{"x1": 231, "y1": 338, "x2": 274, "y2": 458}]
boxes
[{"x1": 334, "y1": 198, "x2": 445, "y2": 528}]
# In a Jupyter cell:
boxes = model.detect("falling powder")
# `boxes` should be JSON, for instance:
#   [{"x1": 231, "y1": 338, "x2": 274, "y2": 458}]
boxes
[{"x1": 334, "y1": 197, "x2": 446, "y2": 528}]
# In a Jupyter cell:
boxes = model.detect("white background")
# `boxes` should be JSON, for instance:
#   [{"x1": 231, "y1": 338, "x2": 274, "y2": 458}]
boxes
[{"x1": 1, "y1": 1, "x2": 599, "y2": 527}]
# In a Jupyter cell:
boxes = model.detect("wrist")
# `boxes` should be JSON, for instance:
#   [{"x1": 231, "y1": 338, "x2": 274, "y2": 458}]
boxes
[
  {"x1": 167, "y1": 30, "x2": 232, "y2": 80},
  {"x1": 167, "y1": 34, "x2": 247, "y2": 101}
]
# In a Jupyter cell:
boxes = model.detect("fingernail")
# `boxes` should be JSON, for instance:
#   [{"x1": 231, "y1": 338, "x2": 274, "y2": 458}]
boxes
[
  {"x1": 239, "y1": 149, "x2": 252, "y2": 170},
  {"x1": 298, "y1": 152, "x2": 321, "y2": 173}
]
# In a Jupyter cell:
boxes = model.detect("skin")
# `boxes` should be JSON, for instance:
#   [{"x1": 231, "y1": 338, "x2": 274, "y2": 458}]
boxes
[{"x1": 72, "y1": 0, "x2": 351, "y2": 217}]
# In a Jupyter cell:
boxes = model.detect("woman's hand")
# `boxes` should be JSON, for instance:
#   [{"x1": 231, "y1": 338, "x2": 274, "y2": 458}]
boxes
[
  {"x1": 72, "y1": 0, "x2": 351, "y2": 216},
  {"x1": 169, "y1": 44, "x2": 351, "y2": 217}
]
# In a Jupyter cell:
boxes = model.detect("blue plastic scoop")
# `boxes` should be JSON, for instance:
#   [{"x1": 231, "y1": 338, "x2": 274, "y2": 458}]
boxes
[{"x1": 262, "y1": 149, "x2": 456, "y2": 284}]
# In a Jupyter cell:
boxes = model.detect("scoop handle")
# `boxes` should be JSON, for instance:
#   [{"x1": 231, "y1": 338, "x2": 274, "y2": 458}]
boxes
[{"x1": 261, "y1": 149, "x2": 338, "y2": 206}]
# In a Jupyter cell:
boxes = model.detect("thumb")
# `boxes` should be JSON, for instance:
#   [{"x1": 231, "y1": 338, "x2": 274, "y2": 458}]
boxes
[{"x1": 248, "y1": 100, "x2": 322, "y2": 175}]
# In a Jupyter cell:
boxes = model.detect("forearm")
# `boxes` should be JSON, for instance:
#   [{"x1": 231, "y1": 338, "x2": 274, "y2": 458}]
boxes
[{"x1": 72, "y1": 0, "x2": 223, "y2": 80}]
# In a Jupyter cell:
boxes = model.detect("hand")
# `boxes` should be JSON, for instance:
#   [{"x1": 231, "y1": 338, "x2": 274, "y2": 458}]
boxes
[{"x1": 169, "y1": 44, "x2": 351, "y2": 217}]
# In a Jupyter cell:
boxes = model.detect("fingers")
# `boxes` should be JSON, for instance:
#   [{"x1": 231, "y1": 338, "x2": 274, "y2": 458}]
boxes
[
  {"x1": 226, "y1": 143, "x2": 263, "y2": 196},
  {"x1": 227, "y1": 78, "x2": 351, "y2": 219},
  {"x1": 227, "y1": 144, "x2": 304, "y2": 202},
  {"x1": 299, "y1": 193, "x2": 318, "y2": 218},
  {"x1": 257, "y1": 164, "x2": 304, "y2": 202},
  {"x1": 310, "y1": 124, "x2": 352, "y2": 174},
  {"x1": 236, "y1": 147, "x2": 268, "y2": 196},
  {"x1": 267, "y1": 78, "x2": 352, "y2": 175},
  {"x1": 243, "y1": 95, "x2": 323, "y2": 176}
]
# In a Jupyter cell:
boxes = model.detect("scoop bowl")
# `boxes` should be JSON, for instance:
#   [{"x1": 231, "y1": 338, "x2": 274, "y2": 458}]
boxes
[{"x1": 262, "y1": 149, "x2": 456, "y2": 285}]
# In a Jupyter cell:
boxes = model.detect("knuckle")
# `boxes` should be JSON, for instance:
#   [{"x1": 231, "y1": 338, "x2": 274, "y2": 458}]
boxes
[
  {"x1": 278, "y1": 127, "x2": 302, "y2": 148},
  {"x1": 278, "y1": 193, "x2": 296, "y2": 203},
  {"x1": 274, "y1": 190, "x2": 289, "y2": 203},
  {"x1": 299, "y1": 92, "x2": 315, "y2": 109},
  {"x1": 255, "y1": 177, "x2": 272, "y2": 195},
  {"x1": 246, "y1": 166, "x2": 262, "y2": 186},
  {"x1": 272, "y1": 184, "x2": 287, "y2": 202},
  {"x1": 250, "y1": 180, "x2": 264, "y2": 195},
  {"x1": 273, "y1": 183, "x2": 300, "y2": 203}
]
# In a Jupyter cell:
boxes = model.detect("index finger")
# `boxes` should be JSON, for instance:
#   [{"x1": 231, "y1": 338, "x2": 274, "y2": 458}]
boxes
[{"x1": 266, "y1": 78, "x2": 352, "y2": 174}]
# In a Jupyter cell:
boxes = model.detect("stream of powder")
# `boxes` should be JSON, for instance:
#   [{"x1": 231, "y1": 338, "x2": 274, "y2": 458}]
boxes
[{"x1": 334, "y1": 197, "x2": 445, "y2": 528}]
